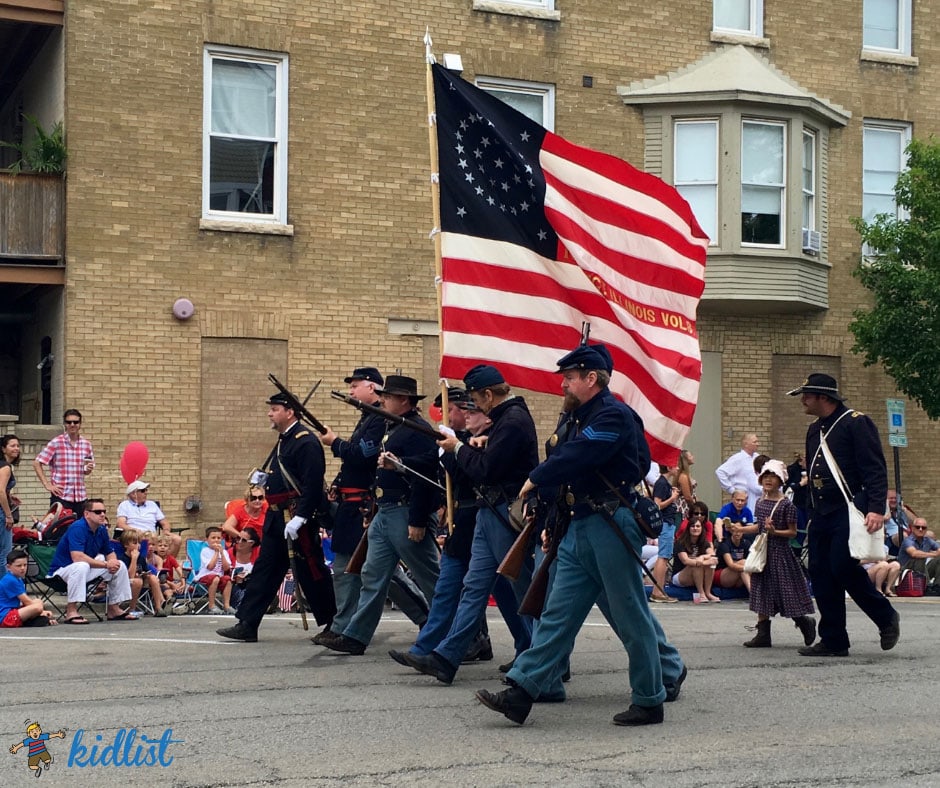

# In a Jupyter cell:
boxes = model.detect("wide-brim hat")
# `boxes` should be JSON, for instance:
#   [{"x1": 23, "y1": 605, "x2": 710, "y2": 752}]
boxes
[
  {"x1": 344, "y1": 366, "x2": 383, "y2": 385},
  {"x1": 375, "y1": 374, "x2": 425, "y2": 400},
  {"x1": 786, "y1": 373, "x2": 844, "y2": 402}
]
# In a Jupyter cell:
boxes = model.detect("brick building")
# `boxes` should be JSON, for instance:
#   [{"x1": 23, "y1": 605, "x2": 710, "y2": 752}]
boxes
[{"x1": 1, "y1": 0, "x2": 937, "y2": 527}]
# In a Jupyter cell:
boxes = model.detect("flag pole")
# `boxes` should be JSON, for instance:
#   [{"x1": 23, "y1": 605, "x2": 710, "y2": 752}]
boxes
[{"x1": 424, "y1": 29, "x2": 455, "y2": 532}]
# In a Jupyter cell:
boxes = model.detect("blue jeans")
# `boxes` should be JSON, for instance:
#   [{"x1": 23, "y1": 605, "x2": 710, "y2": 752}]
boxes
[
  {"x1": 412, "y1": 552, "x2": 469, "y2": 655},
  {"x1": 508, "y1": 507, "x2": 667, "y2": 707},
  {"x1": 330, "y1": 550, "x2": 360, "y2": 635},
  {"x1": 343, "y1": 503, "x2": 439, "y2": 646},
  {"x1": 434, "y1": 507, "x2": 533, "y2": 669}
]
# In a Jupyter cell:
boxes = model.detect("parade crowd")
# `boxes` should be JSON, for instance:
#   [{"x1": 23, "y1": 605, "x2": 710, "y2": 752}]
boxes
[{"x1": 3, "y1": 353, "x2": 937, "y2": 727}]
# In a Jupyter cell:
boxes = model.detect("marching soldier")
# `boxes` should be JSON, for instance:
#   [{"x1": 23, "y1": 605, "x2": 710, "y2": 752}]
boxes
[
  {"x1": 788, "y1": 373, "x2": 900, "y2": 656},
  {"x1": 217, "y1": 392, "x2": 335, "y2": 642},
  {"x1": 320, "y1": 375, "x2": 441, "y2": 655},
  {"x1": 475, "y1": 342, "x2": 684, "y2": 726}
]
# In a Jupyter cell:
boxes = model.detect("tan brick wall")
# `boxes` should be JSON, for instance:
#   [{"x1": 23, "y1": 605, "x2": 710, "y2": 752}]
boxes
[{"x1": 51, "y1": 1, "x2": 940, "y2": 523}]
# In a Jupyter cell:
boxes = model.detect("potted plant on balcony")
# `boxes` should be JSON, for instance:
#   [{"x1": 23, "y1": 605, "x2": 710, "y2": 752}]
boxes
[{"x1": 0, "y1": 114, "x2": 66, "y2": 174}]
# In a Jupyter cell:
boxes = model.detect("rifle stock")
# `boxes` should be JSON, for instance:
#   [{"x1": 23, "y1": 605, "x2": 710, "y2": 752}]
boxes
[
  {"x1": 345, "y1": 528, "x2": 369, "y2": 575},
  {"x1": 497, "y1": 517, "x2": 536, "y2": 582},
  {"x1": 269, "y1": 374, "x2": 328, "y2": 434},
  {"x1": 285, "y1": 536, "x2": 309, "y2": 631},
  {"x1": 518, "y1": 546, "x2": 555, "y2": 619}
]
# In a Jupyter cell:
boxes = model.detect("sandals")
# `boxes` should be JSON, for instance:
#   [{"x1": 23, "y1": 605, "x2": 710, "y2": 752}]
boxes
[
  {"x1": 107, "y1": 610, "x2": 141, "y2": 621},
  {"x1": 63, "y1": 615, "x2": 90, "y2": 625}
]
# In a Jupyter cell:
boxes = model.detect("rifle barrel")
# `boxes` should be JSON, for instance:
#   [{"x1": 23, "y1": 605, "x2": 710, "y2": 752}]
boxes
[
  {"x1": 269, "y1": 374, "x2": 328, "y2": 434},
  {"x1": 330, "y1": 390, "x2": 441, "y2": 440}
]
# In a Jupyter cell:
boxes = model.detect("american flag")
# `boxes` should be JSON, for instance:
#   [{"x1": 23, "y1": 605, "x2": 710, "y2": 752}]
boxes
[{"x1": 432, "y1": 64, "x2": 708, "y2": 465}]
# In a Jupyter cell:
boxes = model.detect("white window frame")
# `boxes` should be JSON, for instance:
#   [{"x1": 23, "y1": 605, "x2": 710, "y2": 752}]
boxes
[
  {"x1": 202, "y1": 45, "x2": 289, "y2": 226},
  {"x1": 741, "y1": 119, "x2": 786, "y2": 249},
  {"x1": 674, "y1": 119, "x2": 719, "y2": 246},
  {"x1": 801, "y1": 129, "x2": 817, "y2": 233},
  {"x1": 863, "y1": 0, "x2": 912, "y2": 56},
  {"x1": 713, "y1": 0, "x2": 763, "y2": 38},
  {"x1": 862, "y1": 120, "x2": 911, "y2": 243},
  {"x1": 475, "y1": 76, "x2": 555, "y2": 131}
]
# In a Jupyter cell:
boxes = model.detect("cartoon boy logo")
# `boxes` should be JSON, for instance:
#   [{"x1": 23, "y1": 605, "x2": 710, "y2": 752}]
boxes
[{"x1": 9, "y1": 721, "x2": 66, "y2": 778}]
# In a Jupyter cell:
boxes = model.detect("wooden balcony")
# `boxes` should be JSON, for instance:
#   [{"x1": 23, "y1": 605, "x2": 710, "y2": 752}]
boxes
[
  {"x1": 0, "y1": 1, "x2": 64, "y2": 26},
  {"x1": 0, "y1": 171, "x2": 64, "y2": 277}
]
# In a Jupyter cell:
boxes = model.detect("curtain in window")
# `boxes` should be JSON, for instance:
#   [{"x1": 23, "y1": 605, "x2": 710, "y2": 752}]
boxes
[
  {"x1": 211, "y1": 60, "x2": 276, "y2": 138},
  {"x1": 714, "y1": 0, "x2": 750, "y2": 31},
  {"x1": 675, "y1": 121, "x2": 717, "y2": 244},
  {"x1": 741, "y1": 122, "x2": 784, "y2": 244},
  {"x1": 863, "y1": 127, "x2": 903, "y2": 220}
]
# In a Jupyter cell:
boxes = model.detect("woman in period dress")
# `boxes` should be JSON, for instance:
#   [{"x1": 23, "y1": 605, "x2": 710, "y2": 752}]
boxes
[{"x1": 734, "y1": 459, "x2": 816, "y2": 648}]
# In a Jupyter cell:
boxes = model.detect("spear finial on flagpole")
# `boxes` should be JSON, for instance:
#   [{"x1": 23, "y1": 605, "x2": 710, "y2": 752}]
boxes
[
  {"x1": 425, "y1": 28, "x2": 436, "y2": 64},
  {"x1": 580, "y1": 321, "x2": 591, "y2": 346}
]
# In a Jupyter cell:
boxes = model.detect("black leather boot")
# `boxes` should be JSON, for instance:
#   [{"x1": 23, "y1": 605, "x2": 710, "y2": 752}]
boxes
[{"x1": 743, "y1": 619, "x2": 771, "y2": 648}]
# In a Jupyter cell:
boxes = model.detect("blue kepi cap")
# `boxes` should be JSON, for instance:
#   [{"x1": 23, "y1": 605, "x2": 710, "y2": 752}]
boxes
[
  {"x1": 556, "y1": 343, "x2": 613, "y2": 374},
  {"x1": 463, "y1": 365, "x2": 505, "y2": 392}
]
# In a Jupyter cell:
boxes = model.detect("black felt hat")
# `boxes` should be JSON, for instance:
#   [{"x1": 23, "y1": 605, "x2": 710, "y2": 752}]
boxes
[
  {"x1": 375, "y1": 374, "x2": 425, "y2": 400},
  {"x1": 786, "y1": 373, "x2": 844, "y2": 402}
]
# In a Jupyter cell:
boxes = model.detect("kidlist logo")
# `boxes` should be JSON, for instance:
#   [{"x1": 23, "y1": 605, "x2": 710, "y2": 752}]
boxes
[{"x1": 68, "y1": 727, "x2": 184, "y2": 768}]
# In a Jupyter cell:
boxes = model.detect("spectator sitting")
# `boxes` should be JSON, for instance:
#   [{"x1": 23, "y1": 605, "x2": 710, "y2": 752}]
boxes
[
  {"x1": 671, "y1": 518, "x2": 720, "y2": 602},
  {"x1": 716, "y1": 489, "x2": 754, "y2": 542},
  {"x1": 899, "y1": 517, "x2": 940, "y2": 586},
  {"x1": 227, "y1": 526, "x2": 261, "y2": 611},
  {"x1": 715, "y1": 529, "x2": 752, "y2": 595},
  {"x1": 0, "y1": 549, "x2": 58, "y2": 628},
  {"x1": 151, "y1": 534, "x2": 185, "y2": 605},
  {"x1": 197, "y1": 526, "x2": 233, "y2": 614},
  {"x1": 119, "y1": 529, "x2": 167, "y2": 618},
  {"x1": 676, "y1": 501, "x2": 715, "y2": 544},
  {"x1": 884, "y1": 489, "x2": 914, "y2": 559},
  {"x1": 116, "y1": 480, "x2": 182, "y2": 556},
  {"x1": 221, "y1": 485, "x2": 268, "y2": 549},
  {"x1": 863, "y1": 551, "x2": 901, "y2": 597},
  {"x1": 48, "y1": 499, "x2": 135, "y2": 623}
]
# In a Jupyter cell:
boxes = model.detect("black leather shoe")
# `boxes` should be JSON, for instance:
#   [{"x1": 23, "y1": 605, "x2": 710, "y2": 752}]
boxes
[
  {"x1": 498, "y1": 657, "x2": 515, "y2": 673},
  {"x1": 388, "y1": 649, "x2": 411, "y2": 667},
  {"x1": 311, "y1": 626, "x2": 337, "y2": 646},
  {"x1": 475, "y1": 686, "x2": 533, "y2": 724},
  {"x1": 402, "y1": 651, "x2": 457, "y2": 684},
  {"x1": 217, "y1": 623, "x2": 258, "y2": 643},
  {"x1": 612, "y1": 703, "x2": 664, "y2": 726},
  {"x1": 880, "y1": 610, "x2": 901, "y2": 651},
  {"x1": 665, "y1": 665, "x2": 687, "y2": 703},
  {"x1": 798, "y1": 641, "x2": 848, "y2": 657},
  {"x1": 321, "y1": 634, "x2": 367, "y2": 655},
  {"x1": 461, "y1": 635, "x2": 494, "y2": 663}
]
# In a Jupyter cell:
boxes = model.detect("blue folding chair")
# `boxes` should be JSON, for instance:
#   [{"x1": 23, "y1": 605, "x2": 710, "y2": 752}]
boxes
[{"x1": 180, "y1": 539, "x2": 212, "y2": 614}]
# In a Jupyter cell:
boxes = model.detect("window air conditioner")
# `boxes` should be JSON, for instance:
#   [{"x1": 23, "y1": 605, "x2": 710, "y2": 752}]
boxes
[{"x1": 802, "y1": 228, "x2": 821, "y2": 255}]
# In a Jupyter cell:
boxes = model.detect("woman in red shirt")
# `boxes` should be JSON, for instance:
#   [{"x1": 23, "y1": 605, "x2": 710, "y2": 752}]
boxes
[{"x1": 221, "y1": 485, "x2": 267, "y2": 548}]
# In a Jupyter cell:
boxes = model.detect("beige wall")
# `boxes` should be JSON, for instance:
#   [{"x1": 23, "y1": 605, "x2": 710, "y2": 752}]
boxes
[{"x1": 47, "y1": 1, "x2": 940, "y2": 524}]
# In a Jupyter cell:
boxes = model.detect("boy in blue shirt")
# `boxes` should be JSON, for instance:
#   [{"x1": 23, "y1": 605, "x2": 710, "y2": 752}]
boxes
[{"x1": 0, "y1": 549, "x2": 57, "y2": 627}]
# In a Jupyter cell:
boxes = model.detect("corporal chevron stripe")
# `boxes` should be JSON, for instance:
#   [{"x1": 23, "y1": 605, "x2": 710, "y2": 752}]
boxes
[{"x1": 432, "y1": 64, "x2": 708, "y2": 465}]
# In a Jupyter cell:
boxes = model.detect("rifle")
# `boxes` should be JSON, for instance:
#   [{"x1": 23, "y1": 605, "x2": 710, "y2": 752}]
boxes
[
  {"x1": 345, "y1": 496, "x2": 377, "y2": 576},
  {"x1": 285, "y1": 536, "x2": 309, "y2": 630},
  {"x1": 518, "y1": 497, "x2": 570, "y2": 619},
  {"x1": 331, "y1": 390, "x2": 441, "y2": 440},
  {"x1": 497, "y1": 500, "x2": 537, "y2": 581},
  {"x1": 270, "y1": 374, "x2": 328, "y2": 434}
]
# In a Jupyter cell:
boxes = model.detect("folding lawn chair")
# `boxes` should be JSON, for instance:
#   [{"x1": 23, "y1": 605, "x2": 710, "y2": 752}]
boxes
[
  {"x1": 179, "y1": 539, "x2": 211, "y2": 614},
  {"x1": 109, "y1": 538, "x2": 156, "y2": 615},
  {"x1": 25, "y1": 541, "x2": 104, "y2": 621}
]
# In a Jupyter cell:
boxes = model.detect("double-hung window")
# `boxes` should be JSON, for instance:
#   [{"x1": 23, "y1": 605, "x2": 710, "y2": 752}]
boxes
[
  {"x1": 203, "y1": 46, "x2": 288, "y2": 225},
  {"x1": 475, "y1": 76, "x2": 555, "y2": 130},
  {"x1": 674, "y1": 120, "x2": 718, "y2": 245},
  {"x1": 713, "y1": 0, "x2": 763, "y2": 38},
  {"x1": 863, "y1": 0, "x2": 912, "y2": 55},
  {"x1": 741, "y1": 120, "x2": 785, "y2": 246},
  {"x1": 862, "y1": 122, "x2": 910, "y2": 225}
]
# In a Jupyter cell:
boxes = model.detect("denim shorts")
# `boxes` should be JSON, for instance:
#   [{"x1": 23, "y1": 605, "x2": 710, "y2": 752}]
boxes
[{"x1": 657, "y1": 521, "x2": 676, "y2": 559}]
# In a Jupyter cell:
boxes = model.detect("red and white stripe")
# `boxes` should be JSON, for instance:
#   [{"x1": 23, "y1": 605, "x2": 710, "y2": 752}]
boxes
[{"x1": 440, "y1": 132, "x2": 708, "y2": 465}]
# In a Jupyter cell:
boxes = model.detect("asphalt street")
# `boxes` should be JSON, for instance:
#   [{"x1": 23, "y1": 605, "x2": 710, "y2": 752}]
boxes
[{"x1": 1, "y1": 596, "x2": 938, "y2": 787}]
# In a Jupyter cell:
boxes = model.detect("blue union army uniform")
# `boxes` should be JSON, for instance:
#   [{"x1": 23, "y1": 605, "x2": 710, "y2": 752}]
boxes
[
  {"x1": 479, "y1": 342, "x2": 684, "y2": 725},
  {"x1": 798, "y1": 380, "x2": 896, "y2": 653},
  {"x1": 226, "y1": 394, "x2": 336, "y2": 639}
]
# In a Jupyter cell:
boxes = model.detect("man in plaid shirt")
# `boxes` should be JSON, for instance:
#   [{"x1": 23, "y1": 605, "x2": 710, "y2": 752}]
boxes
[{"x1": 32, "y1": 408, "x2": 95, "y2": 513}]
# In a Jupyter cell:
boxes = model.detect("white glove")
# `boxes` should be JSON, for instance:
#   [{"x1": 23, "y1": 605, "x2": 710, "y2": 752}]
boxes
[
  {"x1": 284, "y1": 516, "x2": 306, "y2": 540},
  {"x1": 437, "y1": 425, "x2": 456, "y2": 439}
]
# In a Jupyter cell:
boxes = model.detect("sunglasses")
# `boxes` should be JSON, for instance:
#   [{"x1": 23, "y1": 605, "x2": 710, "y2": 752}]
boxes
[
  {"x1": 238, "y1": 537, "x2": 253, "y2": 542},
  {"x1": 249, "y1": 494, "x2": 265, "y2": 501},
  {"x1": 65, "y1": 420, "x2": 81, "y2": 425},
  {"x1": 90, "y1": 509, "x2": 107, "y2": 514},
  {"x1": 912, "y1": 526, "x2": 927, "y2": 531}
]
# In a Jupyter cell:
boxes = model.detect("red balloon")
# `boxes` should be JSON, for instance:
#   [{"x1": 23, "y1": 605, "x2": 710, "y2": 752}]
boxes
[
  {"x1": 428, "y1": 404, "x2": 443, "y2": 423},
  {"x1": 120, "y1": 441, "x2": 150, "y2": 484}
]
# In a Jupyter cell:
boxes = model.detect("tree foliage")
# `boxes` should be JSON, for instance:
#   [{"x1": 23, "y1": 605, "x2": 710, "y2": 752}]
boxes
[{"x1": 851, "y1": 136, "x2": 940, "y2": 418}]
